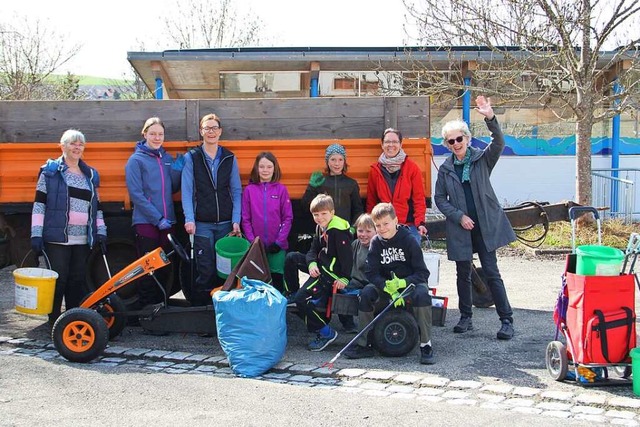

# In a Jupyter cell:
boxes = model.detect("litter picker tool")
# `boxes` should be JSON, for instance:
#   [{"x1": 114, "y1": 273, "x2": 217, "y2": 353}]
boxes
[
  {"x1": 100, "y1": 239, "x2": 112, "y2": 279},
  {"x1": 190, "y1": 234, "x2": 195, "y2": 293},
  {"x1": 621, "y1": 233, "x2": 639, "y2": 274},
  {"x1": 322, "y1": 283, "x2": 416, "y2": 369}
]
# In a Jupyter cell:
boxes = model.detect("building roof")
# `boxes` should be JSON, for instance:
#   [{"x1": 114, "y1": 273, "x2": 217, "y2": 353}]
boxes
[{"x1": 127, "y1": 46, "x2": 630, "y2": 99}]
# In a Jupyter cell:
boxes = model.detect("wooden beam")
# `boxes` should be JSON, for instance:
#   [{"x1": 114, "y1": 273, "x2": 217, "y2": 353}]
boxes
[
  {"x1": 151, "y1": 61, "x2": 179, "y2": 100},
  {"x1": 384, "y1": 97, "x2": 398, "y2": 130},
  {"x1": 461, "y1": 60, "x2": 478, "y2": 79}
]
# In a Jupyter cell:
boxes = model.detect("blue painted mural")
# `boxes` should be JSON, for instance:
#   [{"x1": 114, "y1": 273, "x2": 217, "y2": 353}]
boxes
[{"x1": 431, "y1": 136, "x2": 640, "y2": 156}]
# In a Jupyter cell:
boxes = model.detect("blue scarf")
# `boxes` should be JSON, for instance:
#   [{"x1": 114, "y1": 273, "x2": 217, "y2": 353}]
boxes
[{"x1": 453, "y1": 149, "x2": 471, "y2": 183}]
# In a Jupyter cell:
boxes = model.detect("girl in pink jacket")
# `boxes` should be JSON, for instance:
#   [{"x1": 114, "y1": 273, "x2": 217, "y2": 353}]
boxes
[{"x1": 241, "y1": 152, "x2": 293, "y2": 292}]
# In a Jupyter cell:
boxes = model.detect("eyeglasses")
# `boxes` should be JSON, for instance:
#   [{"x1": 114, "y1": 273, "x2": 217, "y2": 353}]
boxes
[
  {"x1": 202, "y1": 126, "x2": 221, "y2": 133},
  {"x1": 446, "y1": 135, "x2": 465, "y2": 145},
  {"x1": 383, "y1": 140, "x2": 401, "y2": 145}
]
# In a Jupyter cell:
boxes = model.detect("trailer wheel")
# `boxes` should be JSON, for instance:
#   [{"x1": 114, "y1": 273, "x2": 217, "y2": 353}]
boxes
[
  {"x1": 372, "y1": 310, "x2": 419, "y2": 357},
  {"x1": 52, "y1": 308, "x2": 109, "y2": 363},
  {"x1": 545, "y1": 341, "x2": 569, "y2": 381},
  {"x1": 95, "y1": 294, "x2": 127, "y2": 339},
  {"x1": 472, "y1": 266, "x2": 494, "y2": 308}
]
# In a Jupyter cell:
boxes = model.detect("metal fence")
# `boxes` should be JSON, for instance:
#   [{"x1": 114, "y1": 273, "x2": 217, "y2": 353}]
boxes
[{"x1": 591, "y1": 168, "x2": 639, "y2": 223}]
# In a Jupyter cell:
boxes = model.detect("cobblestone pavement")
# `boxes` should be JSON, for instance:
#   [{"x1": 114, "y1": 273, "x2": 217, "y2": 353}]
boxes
[
  {"x1": 3, "y1": 252, "x2": 640, "y2": 424},
  {"x1": 2, "y1": 335, "x2": 639, "y2": 425}
]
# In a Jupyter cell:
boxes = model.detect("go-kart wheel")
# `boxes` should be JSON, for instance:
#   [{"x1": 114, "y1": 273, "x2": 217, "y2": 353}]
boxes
[
  {"x1": 95, "y1": 294, "x2": 127, "y2": 339},
  {"x1": 472, "y1": 266, "x2": 494, "y2": 308},
  {"x1": 168, "y1": 234, "x2": 189, "y2": 262},
  {"x1": 546, "y1": 341, "x2": 569, "y2": 381},
  {"x1": 52, "y1": 308, "x2": 109, "y2": 363},
  {"x1": 372, "y1": 310, "x2": 419, "y2": 357}
]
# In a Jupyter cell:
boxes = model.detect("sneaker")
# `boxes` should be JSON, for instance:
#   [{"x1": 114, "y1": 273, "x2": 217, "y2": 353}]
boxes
[
  {"x1": 497, "y1": 320, "x2": 514, "y2": 340},
  {"x1": 453, "y1": 317, "x2": 473, "y2": 333},
  {"x1": 344, "y1": 344, "x2": 374, "y2": 359},
  {"x1": 420, "y1": 345, "x2": 435, "y2": 365},
  {"x1": 308, "y1": 329, "x2": 338, "y2": 351}
]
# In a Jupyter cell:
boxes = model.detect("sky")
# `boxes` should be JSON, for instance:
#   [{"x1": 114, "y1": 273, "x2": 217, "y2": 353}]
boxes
[{"x1": 4, "y1": 0, "x2": 412, "y2": 79}]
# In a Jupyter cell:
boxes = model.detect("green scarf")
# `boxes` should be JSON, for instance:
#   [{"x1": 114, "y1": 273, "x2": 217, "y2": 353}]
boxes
[{"x1": 453, "y1": 149, "x2": 472, "y2": 183}]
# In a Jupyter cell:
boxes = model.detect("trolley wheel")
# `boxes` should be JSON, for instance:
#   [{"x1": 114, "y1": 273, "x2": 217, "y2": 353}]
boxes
[
  {"x1": 52, "y1": 308, "x2": 109, "y2": 363},
  {"x1": 372, "y1": 310, "x2": 419, "y2": 357},
  {"x1": 611, "y1": 366, "x2": 632, "y2": 379},
  {"x1": 546, "y1": 340, "x2": 569, "y2": 381},
  {"x1": 95, "y1": 294, "x2": 127, "y2": 340}
]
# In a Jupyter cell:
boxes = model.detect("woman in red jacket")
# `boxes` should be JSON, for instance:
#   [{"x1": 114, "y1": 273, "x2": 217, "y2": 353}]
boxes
[{"x1": 366, "y1": 128, "x2": 427, "y2": 244}]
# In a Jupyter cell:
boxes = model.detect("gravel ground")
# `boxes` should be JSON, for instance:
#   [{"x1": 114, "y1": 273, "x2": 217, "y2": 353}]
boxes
[{"x1": 1, "y1": 248, "x2": 638, "y2": 397}]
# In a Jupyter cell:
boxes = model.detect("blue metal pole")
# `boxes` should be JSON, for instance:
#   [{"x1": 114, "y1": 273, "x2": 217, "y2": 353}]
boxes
[
  {"x1": 310, "y1": 77, "x2": 319, "y2": 97},
  {"x1": 462, "y1": 77, "x2": 471, "y2": 127},
  {"x1": 611, "y1": 81, "x2": 621, "y2": 213},
  {"x1": 155, "y1": 77, "x2": 163, "y2": 100}
]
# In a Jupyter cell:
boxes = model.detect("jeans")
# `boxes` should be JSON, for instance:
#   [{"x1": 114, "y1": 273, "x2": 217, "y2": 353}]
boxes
[
  {"x1": 192, "y1": 221, "x2": 232, "y2": 305},
  {"x1": 455, "y1": 232, "x2": 513, "y2": 323},
  {"x1": 406, "y1": 225, "x2": 422, "y2": 246}
]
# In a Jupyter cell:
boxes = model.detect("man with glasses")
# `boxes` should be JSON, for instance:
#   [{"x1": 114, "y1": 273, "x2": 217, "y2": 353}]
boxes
[
  {"x1": 434, "y1": 95, "x2": 516, "y2": 340},
  {"x1": 366, "y1": 127, "x2": 428, "y2": 245},
  {"x1": 181, "y1": 113, "x2": 242, "y2": 307}
]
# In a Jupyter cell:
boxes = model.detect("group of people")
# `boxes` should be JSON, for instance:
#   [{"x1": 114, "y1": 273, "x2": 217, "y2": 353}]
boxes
[{"x1": 30, "y1": 95, "x2": 516, "y2": 365}]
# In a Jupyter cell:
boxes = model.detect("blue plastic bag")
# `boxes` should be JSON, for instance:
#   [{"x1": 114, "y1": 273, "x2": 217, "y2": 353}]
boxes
[{"x1": 212, "y1": 276, "x2": 287, "y2": 377}]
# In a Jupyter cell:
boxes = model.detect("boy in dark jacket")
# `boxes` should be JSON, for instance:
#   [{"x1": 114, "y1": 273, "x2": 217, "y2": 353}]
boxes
[
  {"x1": 293, "y1": 194, "x2": 353, "y2": 351},
  {"x1": 345, "y1": 202, "x2": 434, "y2": 364}
]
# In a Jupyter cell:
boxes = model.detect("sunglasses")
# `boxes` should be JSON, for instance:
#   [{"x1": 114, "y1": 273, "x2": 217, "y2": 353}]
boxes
[{"x1": 446, "y1": 135, "x2": 465, "y2": 145}]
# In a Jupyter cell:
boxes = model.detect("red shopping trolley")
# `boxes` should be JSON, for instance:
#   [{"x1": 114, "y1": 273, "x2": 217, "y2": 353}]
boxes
[{"x1": 546, "y1": 206, "x2": 636, "y2": 385}]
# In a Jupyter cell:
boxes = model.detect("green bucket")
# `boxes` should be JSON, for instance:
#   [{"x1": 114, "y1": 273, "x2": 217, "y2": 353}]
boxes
[
  {"x1": 215, "y1": 236, "x2": 250, "y2": 279},
  {"x1": 575, "y1": 245, "x2": 624, "y2": 276},
  {"x1": 631, "y1": 348, "x2": 640, "y2": 396}
]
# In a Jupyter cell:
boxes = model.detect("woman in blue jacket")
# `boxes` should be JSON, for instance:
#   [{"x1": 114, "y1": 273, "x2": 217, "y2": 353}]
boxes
[
  {"x1": 31, "y1": 129, "x2": 107, "y2": 325},
  {"x1": 125, "y1": 117, "x2": 182, "y2": 307}
]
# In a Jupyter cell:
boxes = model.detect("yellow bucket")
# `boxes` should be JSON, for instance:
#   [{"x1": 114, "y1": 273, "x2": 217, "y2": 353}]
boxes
[{"x1": 13, "y1": 267, "x2": 58, "y2": 315}]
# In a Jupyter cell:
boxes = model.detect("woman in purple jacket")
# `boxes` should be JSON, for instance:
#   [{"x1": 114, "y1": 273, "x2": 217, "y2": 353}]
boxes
[{"x1": 241, "y1": 152, "x2": 293, "y2": 292}]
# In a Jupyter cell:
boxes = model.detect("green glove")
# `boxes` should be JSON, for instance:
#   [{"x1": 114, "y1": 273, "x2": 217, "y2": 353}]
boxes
[
  {"x1": 384, "y1": 272, "x2": 407, "y2": 297},
  {"x1": 392, "y1": 272, "x2": 407, "y2": 290},
  {"x1": 309, "y1": 171, "x2": 325, "y2": 188},
  {"x1": 392, "y1": 292, "x2": 405, "y2": 308},
  {"x1": 384, "y1": 278, "x2": 399, "y2": 297}
]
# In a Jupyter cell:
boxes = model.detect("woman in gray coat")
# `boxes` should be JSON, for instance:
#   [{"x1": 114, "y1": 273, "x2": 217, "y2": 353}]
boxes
[{"x1": 434, "y1": 95, "x2": 515, "y2": 340}]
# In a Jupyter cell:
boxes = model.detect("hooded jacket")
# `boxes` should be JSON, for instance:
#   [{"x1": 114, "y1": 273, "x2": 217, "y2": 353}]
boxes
[
  {"x1": 366, "y1": 156, "x2": 427, "y2": 227},
  {"x1": 434, "y1": 116, "x2": 516, "y2": 261},
  {"x1": 305, "y1": 215, "x2": 353, "y2": 285},
  {"x1": 241, "y1": 181, "x2": 293, "y2": 250},
  {"x1": 301, "y1": 174, "x2": 363, "y2": 225},
  {"x1": 125, "y1": 140, "x2": 180, "y2": 226},
  {"x1": 365, "y1": 225, "x2": 429, "y2": 291}
]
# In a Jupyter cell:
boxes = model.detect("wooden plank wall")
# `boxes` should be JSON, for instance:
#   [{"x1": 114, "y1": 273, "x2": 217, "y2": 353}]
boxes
[
  {"x1": 0, "y1": 97, "x2": 429, "y2": 142},
  {"x1": 0, "y1": 97, "x2": 431, "y2": 209}
]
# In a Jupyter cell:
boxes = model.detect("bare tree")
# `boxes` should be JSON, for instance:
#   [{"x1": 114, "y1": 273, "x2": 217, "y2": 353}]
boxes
[
  {"x1": 402, "y1": 0, "x2": 640, "y2": 206},
  {"x1": 0, "y1": 14, "x2": 81, "y2": 100},
  {"x1": 164, "y1": 0, "x2": 264, "y2": 49}
]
